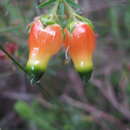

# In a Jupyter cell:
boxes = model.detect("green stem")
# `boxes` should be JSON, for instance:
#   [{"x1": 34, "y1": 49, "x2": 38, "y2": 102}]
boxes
[
  {"x1": 0, "y1": 45, "x2": 27, "y2": 74},
  {"x1": 32, "y1": 80, "x2": 55, "y2": 99}
]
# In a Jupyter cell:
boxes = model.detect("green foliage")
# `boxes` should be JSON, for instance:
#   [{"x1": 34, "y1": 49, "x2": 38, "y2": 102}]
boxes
[
  {"x1": 124, "y1": 1, "x2": 130, "y2": 36},
  {"x1": 38, "y1": 0, "x2": 56, "y2": 8},
  {"x1": 15, "y1": 101, "x2": 96, "y2": 130},
  {"x1": 1, "y1": 0, "x2": 23, "y2": 24},
  {"x1": 15, "y1": 101, "x2": 57, "y2": 130},
  {"x1": 38, "y1": 0, "x2": 80, "y2": 9},
  {"x1": 65, "y1": 0, "x2": 80, "y2": 8},
  {"x1": 0, "y1": 0, "x2": 28, "y2": 43},
  {"x1": 109, "y1": 7, "x2": 120, "y2": 39}
]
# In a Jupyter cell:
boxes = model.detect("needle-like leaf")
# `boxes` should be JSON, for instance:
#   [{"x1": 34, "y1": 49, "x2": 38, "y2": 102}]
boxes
[
  {"x1": 38, "y1": 0, "x2": 56, "y2": 8},
  {"x1": 65, "y1": 0, "x2": 80, "y2": 8},
  {"x1": 0, "y1": 45, "x2": 27, "y2": 74}
]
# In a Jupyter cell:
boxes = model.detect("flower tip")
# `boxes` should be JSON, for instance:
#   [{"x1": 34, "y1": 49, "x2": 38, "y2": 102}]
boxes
[
  {"x1": 78, "y1": 69, "x2": 93, "y2": 83},
  {"x1": 26, "y1": 65, "x2": 45, "y2": 83}
]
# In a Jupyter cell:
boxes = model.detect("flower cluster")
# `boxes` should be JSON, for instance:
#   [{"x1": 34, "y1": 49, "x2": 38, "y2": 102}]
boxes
[{"x1": 26, "y1": 1, "x2": 96, "y2": 83}]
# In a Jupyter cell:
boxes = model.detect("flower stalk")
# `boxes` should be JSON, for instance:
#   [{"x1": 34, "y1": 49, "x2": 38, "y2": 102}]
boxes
[{"x1": 0, "y1": 45, "x2": 27, "y2": 74}]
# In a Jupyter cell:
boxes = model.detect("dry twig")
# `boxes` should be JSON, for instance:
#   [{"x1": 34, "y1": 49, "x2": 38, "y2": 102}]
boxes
[{"x1": 61, "y1": 95, "x2": 128, "y2": 130}]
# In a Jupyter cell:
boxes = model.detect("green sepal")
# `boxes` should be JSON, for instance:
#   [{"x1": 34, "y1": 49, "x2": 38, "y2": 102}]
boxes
[
  {"x1": 40, "y1": 15, "x2": 56, "y2": 26},
  {"x1": 78, "y1": 69, "x2": 93, "y2": 83},
  {"x1": 38, "y1": 0, "x2": 56, "y2": 8},
  {"x1": 26, "y1": 65, "x2": 45, "y2": 84},
  {"x1": 66, "y1": 19, "x2": 77, "y2": 32},
  {"x1": 66, "y1": 16, "x2": 94, "y2": 33}
]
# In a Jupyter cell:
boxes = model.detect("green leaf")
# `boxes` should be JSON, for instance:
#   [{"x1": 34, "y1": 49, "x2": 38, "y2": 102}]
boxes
[
  {"x1": 65, "y1": 0, "x2": 80, "y2": 8},
  {"x1": 15, "y1": 101, "x2": 57, "y2": 130},
  {"x1": 15, "y1": 101, "x2": 34, "y2": 119},
  {"x1": 38, "y1": 0, "x2": 56, "y2": 8},
  {"x1": 0, "y1": 26, "x2": 21, "y2": 33}
]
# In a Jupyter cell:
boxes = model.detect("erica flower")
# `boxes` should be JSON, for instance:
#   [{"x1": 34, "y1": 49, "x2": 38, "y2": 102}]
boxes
[
  {"x1": 64, "y1": 22, "x2": 96, "y2": 81},
  {"x1": 26, "y1": 19, "x2": 63, "y2": 82}
]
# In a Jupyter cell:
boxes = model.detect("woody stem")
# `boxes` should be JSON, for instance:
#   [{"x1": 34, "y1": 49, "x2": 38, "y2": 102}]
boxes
[{"x1": 0, "y1": 45, "x2": 27, "y2": 74}]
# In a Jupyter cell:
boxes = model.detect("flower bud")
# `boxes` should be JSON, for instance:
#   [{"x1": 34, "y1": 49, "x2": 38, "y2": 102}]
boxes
[
  {"x1": 26, "y1": 19, "x2": 63, "y2": 82},
  {"x1": 64, "y1": 22, "x2": 96, "y2": 81}
]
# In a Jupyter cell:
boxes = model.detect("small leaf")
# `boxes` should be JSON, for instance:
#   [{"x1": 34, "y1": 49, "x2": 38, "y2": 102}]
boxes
[
  {"x1": 65, "y1": 0, "x2": 80, "y2": 8},
  {"x1": 38, "y1": 0, "x2": 56, "y2": 8}
]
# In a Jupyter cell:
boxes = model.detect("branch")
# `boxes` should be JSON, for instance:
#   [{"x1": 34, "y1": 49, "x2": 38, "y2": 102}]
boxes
[
  {"x1": 0, "y1": 44, "x2": 27, "y2": 74},
  {"x1": 61, "y1": 95, "x2": 128, "y2": 130},
  {"x1": 67, "y1": 68, "x2": 86, "y2": 101},
  {"x1": 1, "y1": 91, "x2": 53, "y2": 109},
  {"x1": 91, "y1": 79, "x2": 130, "y2": 120}
]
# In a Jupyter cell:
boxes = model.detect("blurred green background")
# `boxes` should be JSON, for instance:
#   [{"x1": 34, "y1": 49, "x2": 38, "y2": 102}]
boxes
[{"x1": 0, "y1": 0, "x2": 130, "y2": 130}]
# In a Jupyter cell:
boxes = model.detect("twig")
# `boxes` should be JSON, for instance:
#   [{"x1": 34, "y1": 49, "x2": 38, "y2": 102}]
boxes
[
  {"x1": 61, "y1": 95, "x2": 128, "y2": 130},
  {"x1": 1, "y1": 91, "x2": 53, "y2": 109},
  {"x1": 0, "y1": 112, "x2": 16, "y2": 127},
  {"x1": 91, "y1": 79, "x2": 130, "y2": 120},
  {"x1": 0, "y1": 45, "x2": 27, "y2": 74},
  {"x1": 119, "y1": 73, "x2": 129, "y2": 108},
  {"x1": 67, "y1": 69, "x2": 86, "y2": 101}
]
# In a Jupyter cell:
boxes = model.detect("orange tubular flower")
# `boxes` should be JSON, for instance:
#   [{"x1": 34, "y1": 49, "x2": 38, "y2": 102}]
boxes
[
  {"x1": 26, "y1": 19, "x2": 63, "y2": 81},
  {"x1": 64, "y1": 22, "x2": 96, "y2": 81}
]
